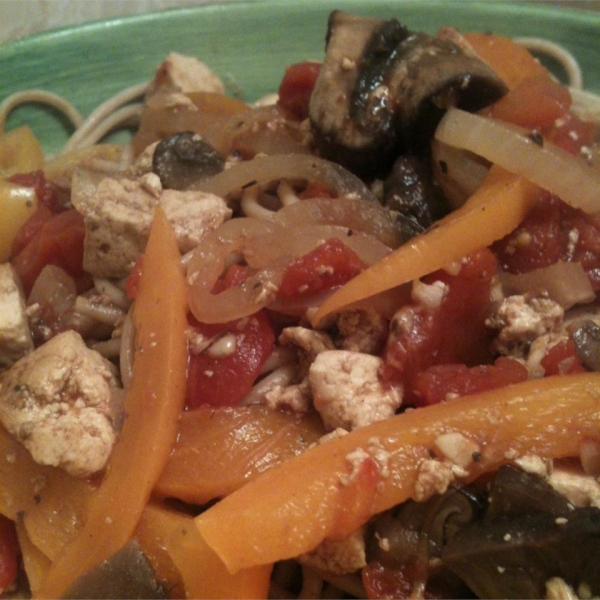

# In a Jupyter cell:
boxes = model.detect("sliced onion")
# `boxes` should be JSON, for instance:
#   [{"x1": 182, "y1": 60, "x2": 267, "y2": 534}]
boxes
[
  {"x1": 191, "y1": 153, "x2": 377, "y2": 203},
  {"x1": 187, "y1": 217, "x2": 391, "y2": 324},
  {"x1": 187, "y1": 218, "x2": 286, "y2": 324},
  {"x1": 435, "y1": 108, "x2": 600, "y2": 213},
  {"x1": 227, "y1": 104, "x2": 310, "y2": 158},
  {"x1": 275, "y1": 196, "x2": 403, "y2": 249},
  {"x1": 28, "y1": 264, "x2": 77, "y2": 314},
  {"x1": 245, "y1": 224, "x2": 390, "y2": 270},
  {"x1": 431, "y1": 139, "x2": 489, "y2": 209},
  {"x1": 499, "y1": 261, "x2": 595, "y2": 309}
]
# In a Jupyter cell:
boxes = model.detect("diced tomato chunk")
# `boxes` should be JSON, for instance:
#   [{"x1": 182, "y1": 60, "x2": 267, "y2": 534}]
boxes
[
  {"x1": 125, "y1": 256, "x2": 144, "y2": 300},
  {"x1": 382, "y1": 248, "x2": 498, "y2": 390},
  {"x1": 298, "y1": 181, "x2": 336, "y2": 200},
  {"x1": 363, "y1": 562, "x2": 416, "y2": 600},
  {"x1": 541, "y1": 339, "x2": 586, "y2": 376},
  {"x1": 212, "y1": 264, "x2": 251, "y2": 294},
  {"x1": 363, "y1": 561, "x2": 456, "y2": 600},
  {"x1": 409, "y1": 357, "x2": 529, "y2": 406},
  {"x1": 186, "y1": 309, "x2": 275, "y2": 409},
  {"x1": 277, "y1": 61, "x2": 322, "y2": 121},
  {"x1": 10, "y1": 203, "x2": 54, "y2": 258},
  {"x1": 0, "y1": 516, "x2": 19, "y2": 594},
  {"x1": 492, "y1": 191, "x2": 600, "y2": 290},
  {"x1": 546, "y1": 112, "x2": 597, "y2": 156},
  {"x1": 11, "y1": 208, "x2": 88, "y2": 295},
  {"x1": 278, "y1": 237, "x2": 366, "y2": 299}
]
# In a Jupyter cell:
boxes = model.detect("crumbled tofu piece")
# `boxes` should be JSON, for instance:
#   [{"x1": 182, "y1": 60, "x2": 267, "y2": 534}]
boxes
[
  {"x1": 72, "y1": 176, "x2": 231, "y2": 278},
  {"x1": 434, "y1": 432, "x2": 480, "y2": 469},
  {"x1": 125, "y1": 141, "x2": 158, "y2": 178},
  {"x1": 411, "y1": 279, "x2": 448, "y2": 309},
  {"x1": 262, "y1": 328, "x2": 335, "y2": 413},
  {"x1": 0, "y1": 264, "x2": 34, "y2": 370},
  {"x1": 264, "y1": 379, "x2": 312, "y2": 414},
  {"x1": 545, "y1": 577, "x2": 578, "y2": 600},
  {"x1": 309, "y1": 350, "x2": 402, "y2": 431},
  {"x1": 526, "y1": 333, "x2": 569, "y2": 378},
  {"x1": 299, "y1": 527, "x2": 366, "y2": 575},
  {"x1": 513, "y1": 454, "x2": 551, "y2": 478},
  {"x1": 336, "y1": 309, "x2": 388, "y2": 354},
  {"x1": 414, "y1": 458, "x2": 465, "y2": 502},
  {"x1": 0, "y1": 330, "x2": 122, "y2": 477},
  {"x1": 487, "y1": 293, "x2": 564, "y2": 357},
  {"x1": 279, "y1": 327, "x2": 335, "y2": 376},
  {"x1": 152, "y1": 52, "x2": 224, "y2": 95},
  {"x1": 547, "y1": 466, "x2": 600, "y2": 508}
]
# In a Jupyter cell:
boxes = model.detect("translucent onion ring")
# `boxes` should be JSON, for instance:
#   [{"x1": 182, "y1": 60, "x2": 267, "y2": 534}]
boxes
[
  {"x1": 499, "y1": 261, "x2": 595, "y2": 309},
  {"x1": 431, "y1": 139, "x2": 489, "y2": 210},
  {"x1": 190, "y1": 153, "x2": 377, "y2": 203},
  {"x1": 187, "y1": 220, "x2": 391, "y2": 324},
  {"x1": 275, "y1": 196, "x2": 403, "y2": 249},
  {"x1": 435, "y1": 108, "x2": 600, "y2": 214},
  {"x1": 187, "y1": 217, "x2": 285, "y2": 324}
]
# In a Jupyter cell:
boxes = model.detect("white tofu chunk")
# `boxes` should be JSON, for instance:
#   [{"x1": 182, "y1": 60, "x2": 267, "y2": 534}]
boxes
[
  {"x1": 152, "y1": 52, "x2": 225, "y2": 95},
  {"x1": 0, "y1": 330, "x2": 122, "y2": 477},
  {"x1": 0, "y1": 264, "x2": 34, "y2": 370},
  {"x1": 309, "y1": 350, "x2": 402, "y2": 431},
  {"x1": 72, "y1": 173, "x2": 231, "y2": 278}
]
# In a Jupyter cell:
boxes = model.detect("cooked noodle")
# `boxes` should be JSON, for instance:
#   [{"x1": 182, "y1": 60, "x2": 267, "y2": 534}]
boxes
[{"x1": 515, "y1": 36, "x2": 583, "y2": 89}]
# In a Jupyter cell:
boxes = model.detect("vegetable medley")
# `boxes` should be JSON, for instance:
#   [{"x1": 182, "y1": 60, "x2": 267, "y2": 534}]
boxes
[{"x1": 1, "y1": 9, "x2": 600, "y2": 600}]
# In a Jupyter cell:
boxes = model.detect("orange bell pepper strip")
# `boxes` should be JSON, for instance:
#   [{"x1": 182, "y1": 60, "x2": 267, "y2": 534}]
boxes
[
  {"x1": 155, "y1": 406, "x2": 325, "y2": 505},
  {"x1": 196, "y1": 372, "x2": 600, "y2": 574},
  {"x1": 463, "y1": 32, "x2": 551, "y2": 90},
  {"x1": 311, "y1": 166, "x2": 539, "y2": 325},
  {"x1": 38, "y1": 207, "x2": 189, "y2": 598},
  {"x1": 138, "y1": 503, "x2": 272, "y2": 599}
]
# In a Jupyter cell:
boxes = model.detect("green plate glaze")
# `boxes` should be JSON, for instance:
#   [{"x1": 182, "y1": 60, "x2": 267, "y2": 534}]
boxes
[{"x1": 1, "y1": 0, "x2": 599, "y2": 155}]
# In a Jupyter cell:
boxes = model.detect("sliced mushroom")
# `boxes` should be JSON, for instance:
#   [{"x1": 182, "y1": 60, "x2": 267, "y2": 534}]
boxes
[
  {"x1": 152, "y1": 131, "x2": 224, "y2": 190},
  {"x1": 442, "y1": 508, "x2": 600, "y2": 599},
  {"x1": 441, "y1": 466, "x2": 600, "y2": 599},
  {"x1": 366, "y1": 486, "x2": 483, "y2": 567},
  {"x1": 309, "y1": 11, "x2": 507, "y2": 177},
  {"x1": 570, "y1": 319, "x2": 600, "y2": 372},
  {"x1": 485, "y1": 464, "x2": 573, "y2": 519},
  {"x1": 382, "y1": 153, "x2": 450, "y2": 240}
]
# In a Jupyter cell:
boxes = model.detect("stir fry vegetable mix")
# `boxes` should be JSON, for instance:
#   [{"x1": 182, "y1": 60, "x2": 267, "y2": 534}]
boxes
[{"x1": 1, "y1": 10, "x2": 600, "y2": 599}]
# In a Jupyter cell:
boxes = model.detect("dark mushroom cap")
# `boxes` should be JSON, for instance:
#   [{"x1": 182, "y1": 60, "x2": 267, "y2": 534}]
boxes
[{"x1": 309, "y1": 11, "x2": 507, "y2": 178}]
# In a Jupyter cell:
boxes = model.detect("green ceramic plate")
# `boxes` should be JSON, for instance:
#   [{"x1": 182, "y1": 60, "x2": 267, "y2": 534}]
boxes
[{"x1": 1, "y1": 0, "x2": 600, "y2": 154}]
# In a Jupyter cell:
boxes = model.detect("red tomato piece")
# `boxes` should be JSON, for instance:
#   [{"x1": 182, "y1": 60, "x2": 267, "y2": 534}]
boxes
[
  {"x1": 186, "y1": 309, "x2": 275, "y2": 409},
  {"x1": 0, "y1": 516, "x2": 19, "y2": 595},
  {"x1": 298, "y1": 181, "x2": 336, "y2": 200},
  {"x1": 545, "y1": 112, "x2": 597, "y2": 156},
  {"x1": 363, "y1": 561, "x2": 469, "y2": 600},
  {"x1": 277, "y1": 61, "x2": 322, "y2": 121},
  {"x1": 211, "y1": 264, "x2": 251, "y2": 294},
  {"x1": 409, "y1": 357, "x2": 529, "y2": 406},
  {"x1": 382, "y1": 248, "x2": 498, "y2": 389},
  {"x1": 10, "y1": 203, "x2": 54, "y2": 258},
  {"x1": 363, "y1": 562, "x2": 416, "y2": 600},
  {"x1": 278, "y1": 237, "x2": 366, "y2": 299},
  {"x1": 484, "y1": 75, "x2": 571, "y2": 130},
  {"x1": 11, "y1": 208, "x2": 87, "y2": 295},
  {"x1": 493, "y1": 191, "x2": 600, "y2": 290},
  {"x1": 125, "y1": 256, "x2": 144, "y2": 300},
  {"x1": 541, "y1": 339, "x2": 586, "y2": 376}
]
